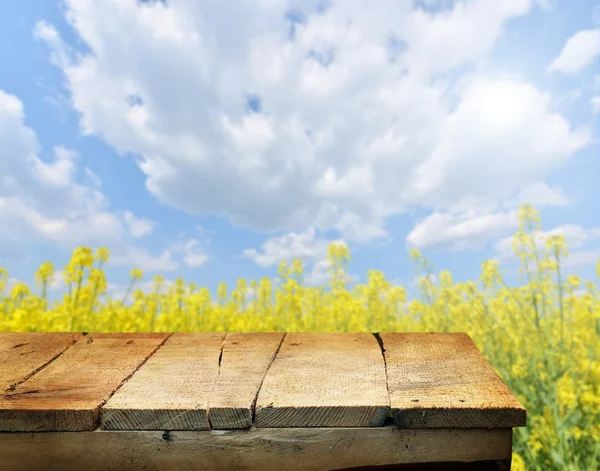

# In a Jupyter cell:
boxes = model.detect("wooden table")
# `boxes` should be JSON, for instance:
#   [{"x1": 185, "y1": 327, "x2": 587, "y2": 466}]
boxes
[{"x1": 0, "y1": 332, "x2": 526, "y2": 470}]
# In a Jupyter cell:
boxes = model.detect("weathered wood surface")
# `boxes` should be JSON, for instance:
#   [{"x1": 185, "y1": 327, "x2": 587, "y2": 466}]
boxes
[
  {"x1": 102, "y1": 332, "x2": 285, "y2": 430},
  {"x1": 208, "y1": 332, "x2": 285, "y2": 429},
  {"x1": 380, "y1": 333, "x2": 526, "y2": 428},
  {"x1": 1, "y1": 332, "x2": 80, "y2": 392},
  {"x1": 0, "y1": 333, "x2": 170, "y2": 431},
  {"x1": 0, "y1": 426, "x2": 512, "y2": 471},
  {"x1": 102, "y1": 333, "x2": 225, "y2": 430},
  {"x1": 255, "y1": 333, "x2": 390, "y2": 427},
  {"x1": 0, "y1": 332, "x2": 526, "y2": 433}
]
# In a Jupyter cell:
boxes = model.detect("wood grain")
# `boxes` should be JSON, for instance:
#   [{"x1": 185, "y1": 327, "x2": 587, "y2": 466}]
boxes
[
  {"x1": 0, "y1": 333, "x2": 170, "y2": 431},
  {"x1": 255, "y1": 333, "x2": 390, "y2": 427},
  {"x1": 101, "y1": 333, "x2": 227, "y2": 430},
  {"x1": 0, "y1": 332, "x2": 80, "y2": 392},
  {"x1": 0, "y1": 426, "x2": 512, "y2": 471},
  {"x1": 208, "y1": 332, "x2": 285, "y2": 429},
  {"x1": 379, "y1": 333, "x2": 526, "y2": 428}
]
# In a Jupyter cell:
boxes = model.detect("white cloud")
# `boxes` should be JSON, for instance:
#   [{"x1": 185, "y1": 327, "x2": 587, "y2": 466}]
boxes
[
  {"x1": 403, "y1": 75, "x2": 590, "y2": 251},
  {"x1": 181, "y1": 239, "x2": 208, "y2": 268},
  {"x1": 403, "y1": 0, "x2": 533, "y2": 76},
  {"x1": 304, "y1": 258, "x2": 332, "y2": 286},
  {"x1": 408, "y1": 78, "x2": 590, "y2": 207},
  {"x1": 407, "y1": 210, "x2": 519, "y2": 251},
  {"x1": 405, "y1": 181, "x2": 571, "y2": 251},
  {"x1": 548, "y1": 29, "x2": 600, "y2": 74},
  {"x1": 561, "y1": 250, "x2": 600, "y2": 269},
  {"x1": 0, "y1": 89, "x2": 176, "y2": 271},
  {"x1": 110, "y1": 246, "x2": 178, "y2": 273},
  {"x1": 503, "y1": 182, "x2": 570, "y2": 208},
  {"x1": 303, "y1": 258, "x2": 358, "y2": 286},
  {"x1": 0, "y1": 89, "x2": 122, "y2": 250},
  {"x1": 167, "y1": 237, "x2": 209, "y2": 268},
  {"x1": 183, "y1": 252, "x2": 207, "y2": 268},
  {"x1": 124, "y1": 211, "x2": 154, "y2": 238},
  {"x1": 243, "y1": 227, "x2": 336, "y2": 268},
  {"x1": 53, "y1": 146, "x2": 78, "y2": 161},
  {"x1": 49, "y1": 270, "x2": 65, "y2": 292},
  {"x1": 34, "y1": 0, "x2": 589, "y2": 246},
  {"x1": 243, "y1": 227, "x2": 350, "y2": 286},
  {"x1": 494, "y1": 224, "x2": 600, "y2": 261}
]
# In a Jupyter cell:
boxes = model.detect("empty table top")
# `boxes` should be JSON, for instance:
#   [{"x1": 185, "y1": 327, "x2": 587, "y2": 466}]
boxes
[{"x1": 0, "y1": 332, "x2": 526, "y2": 432}]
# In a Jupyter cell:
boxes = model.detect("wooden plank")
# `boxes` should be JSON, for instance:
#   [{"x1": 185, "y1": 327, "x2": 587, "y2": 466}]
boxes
[
  {"x1": 255, "y1": 333, "x2": 390, "y2": 427},
  {"x1": 209, "y1": 332, "x2": 285, "y2": 429},
  {"x1": 0, "y1": 333, "x2": 170, "y2": 431},
  {"x1": 101, "y1": 333, "x2": 226, "y2": 430},
  {"x1": 0, "y1": 426, "x2": 513, "y2": 471},
  {"x1": 380, "y1": 333, "x2": 526, "y2": 428},
  {"x1": 0, "y1": 333, "x2": 80, "y2": 392}
]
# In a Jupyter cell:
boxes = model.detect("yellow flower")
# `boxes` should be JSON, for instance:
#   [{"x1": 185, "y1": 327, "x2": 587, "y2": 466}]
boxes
[
  {"x1": 35, "y1": 262, "x2": 54, "y2": 287},
  {"x1": 571, "y1": 427, "x2": 584, "y2": 441},
  {"x1": 556, "y1": 374, "x2": 577, "y2": 411},
  {"x1": 10, "y1": 282, "x2": 30, "y2": 300},
  {"x1": 95, "y1": 247, "x2": 110, "y2": 264},
  {"x1": 528, "y1": 432, "x2": 543, "y2": 457},
  {"x1": 512, "y1": 452, "x2": 526, "y2": 471}
]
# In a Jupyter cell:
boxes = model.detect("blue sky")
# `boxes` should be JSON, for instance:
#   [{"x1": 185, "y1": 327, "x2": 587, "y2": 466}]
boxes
[{"x1": 0, "y1": 0, "x2": 599, "y2": 300}]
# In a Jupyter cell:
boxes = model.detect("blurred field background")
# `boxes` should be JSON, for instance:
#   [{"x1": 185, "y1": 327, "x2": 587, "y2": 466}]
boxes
[{"x1": 1, "y1": 205, "x2": 598, "y2": 471}]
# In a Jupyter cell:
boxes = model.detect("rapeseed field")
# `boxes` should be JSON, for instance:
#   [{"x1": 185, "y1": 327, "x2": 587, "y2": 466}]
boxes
[{"x1": 1, "y1": 205, "x2": 598, "y2": 470}]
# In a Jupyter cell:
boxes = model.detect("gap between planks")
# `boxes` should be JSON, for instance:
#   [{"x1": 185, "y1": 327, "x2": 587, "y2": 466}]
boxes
[
  {"x1": 101, "y1": 333, "x2": 287, "y2": 430},
  {"x1": 378, "y1": 332, "x2": 526, "y2": 429},
  {"x1": 253, "y1": 333, "x2": 391, "y2": 428},
  {"x1": 248, "y1": 332, "x2": 287, "y2": 426},
  {"x1": 1, "y1": 332, "x2": 81, "y2": 393},
  {"x1": 95, "y1": 332, "x2": 173, "y2": 417},
  {"x1": 0, "y1": 333, "x2": 171, "y2": 431}
]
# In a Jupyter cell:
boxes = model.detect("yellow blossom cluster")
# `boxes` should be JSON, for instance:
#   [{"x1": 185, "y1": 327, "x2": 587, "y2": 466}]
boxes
[{"x1": 0, "y1": 205, "x2": 598, "y2": 470}]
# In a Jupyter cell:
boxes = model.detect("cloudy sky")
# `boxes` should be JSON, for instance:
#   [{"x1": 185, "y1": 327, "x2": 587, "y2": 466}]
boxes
[{"x1": 0, "y1": 0, "x2": 599, "y2": 297}]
